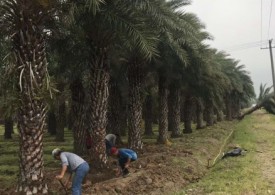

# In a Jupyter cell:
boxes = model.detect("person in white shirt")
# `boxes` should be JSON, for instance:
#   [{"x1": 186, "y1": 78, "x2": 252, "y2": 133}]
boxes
[
  {"x1": 105, "y1": 134, "x2": 119, "y2": 154},
  {"x1": 52, "y1": 148, "x2": 90, "y2": 195}
]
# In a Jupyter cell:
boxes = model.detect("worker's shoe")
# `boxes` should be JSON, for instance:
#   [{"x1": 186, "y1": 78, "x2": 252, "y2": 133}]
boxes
[
  {"x1": 123, "y1": 172, "x2": 130, "y2": 177},
  {"x1": 122, "y1": 168, "x2": 130, "y2": 177}
]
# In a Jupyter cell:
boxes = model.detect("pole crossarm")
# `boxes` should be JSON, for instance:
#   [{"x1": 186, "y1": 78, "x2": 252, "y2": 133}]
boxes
[{"x1": 261, "y1": 47, "x2": 275, "y2": 49}]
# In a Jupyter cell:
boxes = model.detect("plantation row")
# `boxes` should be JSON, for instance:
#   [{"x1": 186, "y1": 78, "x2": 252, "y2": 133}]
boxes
[{"x1": 0, "y1": 0, "x2": 254, "y2": 194}]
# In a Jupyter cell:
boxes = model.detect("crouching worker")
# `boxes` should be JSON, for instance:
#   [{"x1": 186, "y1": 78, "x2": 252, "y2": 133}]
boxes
[
  {"x1": 52, "y1": 148, "x2": 90, "y2": 195},
  {"x1": 110, "y1": 147, "x2": 137, "y2": 177},
  {"x1": 105, "y1": 134, "x2": 116, "y2": 155}
]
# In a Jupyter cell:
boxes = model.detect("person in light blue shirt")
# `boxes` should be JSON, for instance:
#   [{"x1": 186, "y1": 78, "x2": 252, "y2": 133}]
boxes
[
  {"x1": 110, "y1": 147, "x2": 137, "y2": 177},
  {"x1": 52, "y1": 148, "x2": 90, "y2": 195}
]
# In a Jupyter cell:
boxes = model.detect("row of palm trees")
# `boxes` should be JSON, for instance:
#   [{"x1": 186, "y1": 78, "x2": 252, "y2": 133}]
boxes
[{"x1": 0, "y1": 0, "x2": 255, "y2": 194}]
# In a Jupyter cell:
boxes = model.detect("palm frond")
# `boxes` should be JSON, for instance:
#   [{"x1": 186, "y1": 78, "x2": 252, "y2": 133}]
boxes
[
  {"x1": 166, "y1": 0, "x2": 191, "y2": 10},
  {"x1": 85, "y1": 0, "x2": 105, "y2": 14}
]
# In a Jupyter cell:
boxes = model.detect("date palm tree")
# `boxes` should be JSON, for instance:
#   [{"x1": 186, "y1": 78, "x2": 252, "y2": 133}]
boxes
[
  {"x1": 116, "y1": 0, "x2": 194, "y2": 148},
  {"x1": 142, "y1": 69, "x2": 159, "y2": 136},
  {"x1": 157, "y1": 72, "x2": 170, "y2": 143},
  {"x1": 49, "y1": 23, "x2": 90, "y2": 155},
  {"x1": 155, "y1": 9, "x2": 210, "y2": 142},
  {"x1": 181, "y1": 45, "x2": 232, "y2": 129},
  {"x1": 0, "y1": 32, "x2": 15, "y2": 139},
  {"x1": 216, "y1": 55, "x2": 255, "y2": 120},
  {"x1": 195, "y1": 97, "x2": 204, "y2": 129},
  {"x1": 69, "y1": 0, "x2": 161, "y2": 165},
  {"x1": 239, "y1": 84, "x2": 271, "y2": 119},
  {"x1": 168, "y1": 82, "x2": 182, "y2": 137},
  {"x1": 0, "y1": 0, "x2": 56, "y2": 193},
  {"x1": 107, "y1": 59, "x2": 128, "y2": 142}
]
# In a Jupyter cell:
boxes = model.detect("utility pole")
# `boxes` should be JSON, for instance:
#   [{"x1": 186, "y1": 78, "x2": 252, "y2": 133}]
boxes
[
  {"x1": 261, "y1": 39, "x2": 275, "y2": 98},
  {"x1": 269, "y1": 39, "x2": 275, "y2": 98}
]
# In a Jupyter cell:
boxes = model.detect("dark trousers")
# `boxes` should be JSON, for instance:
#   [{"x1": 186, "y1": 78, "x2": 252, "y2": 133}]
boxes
[
  {"x1": 105, "y1": 139, "x2": 113, "y2": 155},
  {"x1": 118, "y1": 158, "x2": 136, "y2": 174}
]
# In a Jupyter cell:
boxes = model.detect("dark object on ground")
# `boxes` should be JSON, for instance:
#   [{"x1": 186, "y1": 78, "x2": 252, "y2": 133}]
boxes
[
  {"x1": 222, "y1": 147, "x2": 247, "y2": 159},
  {"x1": 58, "y1": 180, "x2": 69, "y2": 195}
]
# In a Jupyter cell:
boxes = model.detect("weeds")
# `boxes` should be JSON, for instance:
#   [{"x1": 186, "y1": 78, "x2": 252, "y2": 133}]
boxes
[{"x1": 176, "y1": 112, "x2": 273, "y2": 194}]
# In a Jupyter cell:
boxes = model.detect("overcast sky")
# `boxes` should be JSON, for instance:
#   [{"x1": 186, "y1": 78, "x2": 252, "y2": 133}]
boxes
[{"x1": 184, "y1": 0, "x2": 275, "y2": 96}]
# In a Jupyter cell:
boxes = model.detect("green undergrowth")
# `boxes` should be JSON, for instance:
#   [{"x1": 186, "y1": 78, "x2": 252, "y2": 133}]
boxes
[
  {"x1": 168, "y1": 121, "x2": 237, "y2": 188},
  {"x1": 0, "y1": 126, "x2": 75, "y2": 188},
  {"x1": 176, "y1": 114, "x2": 271, "y2": 195}
]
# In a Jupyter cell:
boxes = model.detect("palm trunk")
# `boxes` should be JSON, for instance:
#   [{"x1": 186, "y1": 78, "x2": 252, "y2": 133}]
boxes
[
  {"x1": 196, "y1": 98, "x2": 204, "y2": 129},
  {"x1": 55, "y1": 83, "x2": 66, "y2": 142},
  {"x1": 55, "y1": 101, "x2": 65, "y2": 142},
  {"x1": 4, "y1": 117, "x2": 13, "y2": 139},
  {"x1": 169, "y1": 84, "x2": 181, "y2": 137},
  {"x1": 107, "y1": 79, "x2": 123, "y2": 143},
  {"x1": 225, "y1": 96, "x2": 233, "y2": 120},
  {"x1": 87, "y1": 49, "x2": 109, "y2": 168},
  {"x1": 144, "y1": 91, "x2": 154, "y2": 136},
  {"x1": 70, "y1": 79, "x2": 87, "y2": 156},
  {"x1": 180, "y1": 96, "x2": 185, "y2": 122},
  {"x1": 168, "y1": 91, "x2": 173, "y2": 132},
  {"x1": 183, "y1": 95, "x2": 192, "y2": 134},
  {"x1": 238, "y1": 104, "x2": 261, "y2": 120},
  {"x1": 0, "y1": 110, "x2": 3, "y2": 125},
  {"x1": 12, "y1": 2, "x2": 48, "y2": 192},
  {"x1": 47, "y1": 110, "x2": 56, "y2": 135},
  {"x1": 232, "y1": 99, "x2": 241, "y2": 118},
  {"x1": 216, "y1": 109, "x2": 224, "y2": 122},
  {"x1": 128, "y1": 61, "x2": 143, "y2": 150},
  {"x1": 205, "y1": 100, "x2": 214, "y2": 126},
  {"x1": 120, "y1": 104, "x2": 128, "y2": 136},
  {"x1": 158, "y1": 75, "x2": 169, "y2": 144},
  {"x1": 67, "y1": 109, "x2": 73, "y2": 131}
]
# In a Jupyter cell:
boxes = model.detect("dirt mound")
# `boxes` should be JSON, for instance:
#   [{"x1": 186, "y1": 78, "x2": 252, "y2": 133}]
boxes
[{"x1": 86, "y1": 145, "x2": 199, "y2": 195}]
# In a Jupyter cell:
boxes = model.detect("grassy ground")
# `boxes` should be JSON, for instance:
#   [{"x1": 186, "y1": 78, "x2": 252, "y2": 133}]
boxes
[
  {"x1": 176, "y1": 110, "x2": 275, "y2": 195},
  {"x1": 0, "y1": 127, "x2": 74, "y2": 188}
]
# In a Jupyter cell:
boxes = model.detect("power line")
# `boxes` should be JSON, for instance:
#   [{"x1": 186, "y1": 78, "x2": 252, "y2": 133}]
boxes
[
  {"x1": 261, "y1": 0, "x2": 263, "y2": 47},
  {"x1": 223, "y1": 40, "x2": 268, "y2": 52},
  {"x1": 225, "y1": 40, "x2": 263, "y2": 49},
  {"x1": 268, "y1": 0, "x2": 274, "y2": 39},
  {"x1": 227, "y1": 43, "x2": 264, "y2": 52}
]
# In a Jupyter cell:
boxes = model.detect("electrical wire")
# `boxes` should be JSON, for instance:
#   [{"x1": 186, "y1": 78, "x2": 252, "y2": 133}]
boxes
[
  {"x1": 223, "y1": 40, "x2": 268, "y2": 52},
  {"x1": 226, "y1": 44, "x2": 263, "y2": 52},
  {"x1": 261, "y1": 0, "x2": 263, "y2": 47}
]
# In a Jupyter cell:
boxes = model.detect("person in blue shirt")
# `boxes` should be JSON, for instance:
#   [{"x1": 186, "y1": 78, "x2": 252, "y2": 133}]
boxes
[{"x1": 110, "y1": 147, "x2": 137, "y2": 177}]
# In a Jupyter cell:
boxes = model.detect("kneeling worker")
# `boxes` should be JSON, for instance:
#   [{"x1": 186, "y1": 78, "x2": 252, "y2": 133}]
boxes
[
  {"x1": 52, "y1": 148, "x2": 90, "y2": 195},
  {"x1": 110, "y1": 147, "x2": 137, "y2": 177}
]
